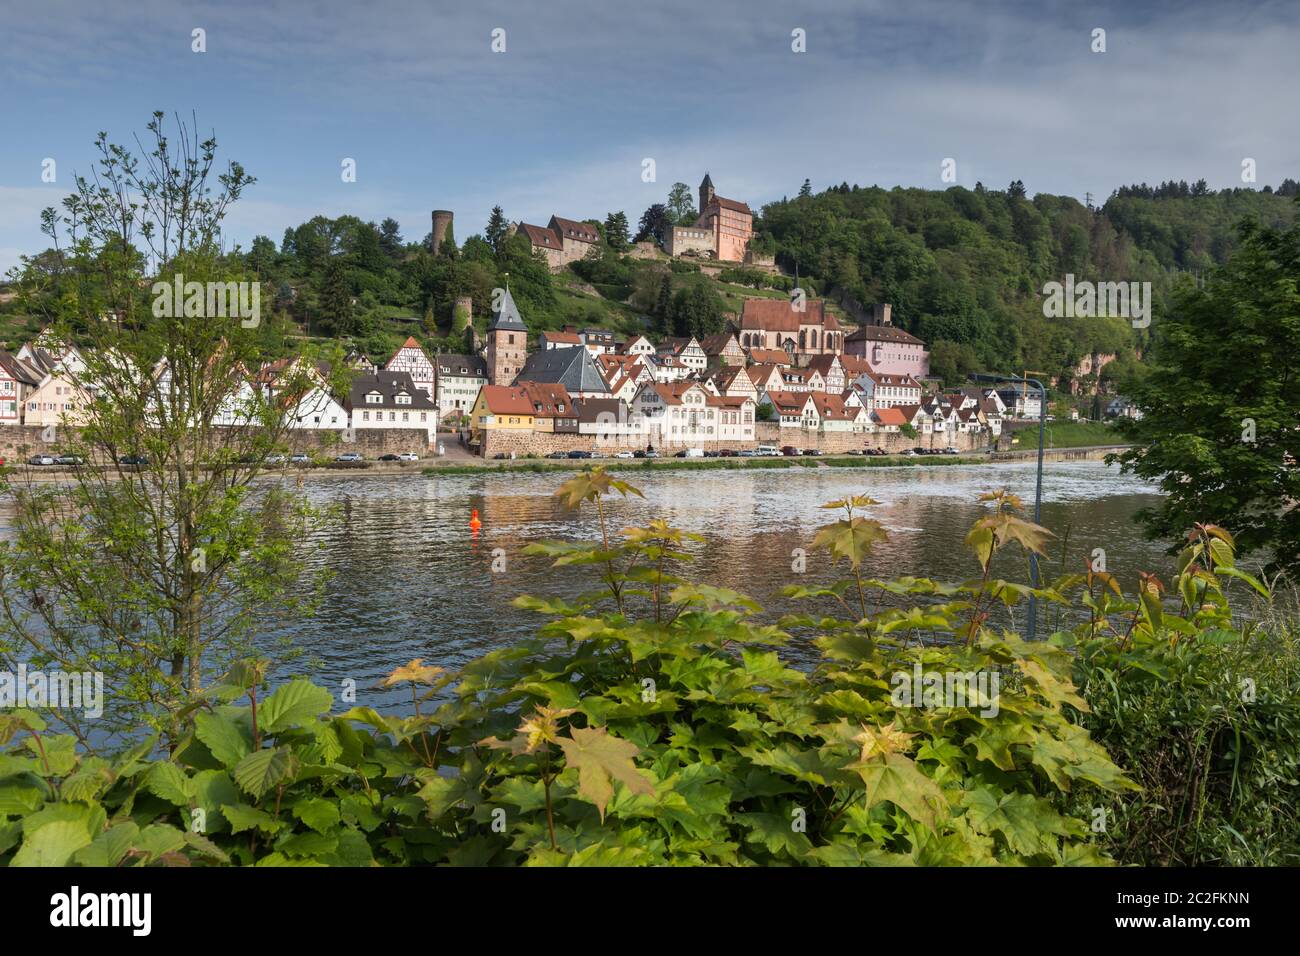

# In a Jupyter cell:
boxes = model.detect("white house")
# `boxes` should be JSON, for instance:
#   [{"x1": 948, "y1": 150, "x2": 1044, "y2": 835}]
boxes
[
  {"x1": 347, "y1": 370, "x2": 437, "y2": 441},
  {"x1": 384, "y1": 337, "x2": 435, "y2": 401}
]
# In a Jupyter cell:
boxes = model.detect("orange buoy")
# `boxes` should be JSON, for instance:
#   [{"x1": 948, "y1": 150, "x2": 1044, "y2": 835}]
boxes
[{"x1": 469, "y1": 508, "x2": 482, "y2": 533}]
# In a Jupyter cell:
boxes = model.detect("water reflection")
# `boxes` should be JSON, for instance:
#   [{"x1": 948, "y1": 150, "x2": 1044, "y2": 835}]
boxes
[{"x1": 248, "y1": 461, "x2": 1172, "y2": 710}]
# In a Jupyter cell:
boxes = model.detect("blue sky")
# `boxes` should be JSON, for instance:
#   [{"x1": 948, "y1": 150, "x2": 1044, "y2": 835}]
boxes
[{"x1": 1, "y1": 0, "x2": 1297, "y2": 273}]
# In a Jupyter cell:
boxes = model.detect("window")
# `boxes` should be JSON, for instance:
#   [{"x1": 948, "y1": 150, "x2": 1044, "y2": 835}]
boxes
[{"x1": 362, "y1": 411, "x2": 369, "y2": 421}]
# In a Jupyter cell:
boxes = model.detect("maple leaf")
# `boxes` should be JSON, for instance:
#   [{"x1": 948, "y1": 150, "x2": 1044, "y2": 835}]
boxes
[
  {"x1": 852, "y1": 720, "x2": 917, "y2": 761},
  {"x1": 851, "y1": 752, "x2": 946, "y2": 830},
  {"x1": 481, "y1": 704, "x2": 577, "y2": 755},
  {"x1": 554, "y1": 467, "x2": 643, "y2": 510},
  {"x1": 812, "y1": 516, "x2": 889, "y2": 569},
  {"x1": 381, "y1": 658, "x2": 446, "y2": 687},
  {"x1": 556, "y1": 726, "x2": 654, "y2": 820}
]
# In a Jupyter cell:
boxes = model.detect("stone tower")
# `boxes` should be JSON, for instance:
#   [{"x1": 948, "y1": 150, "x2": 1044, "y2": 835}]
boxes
[
  {"x1": 431, "y1": 210, "x2": 454, "y2": 254},
  {"x1": 698, "y1": 173, "x2": 715, "y2": 214},
  {"x1": 486, "y1": 286, "x2": 527, "y2": 386}
]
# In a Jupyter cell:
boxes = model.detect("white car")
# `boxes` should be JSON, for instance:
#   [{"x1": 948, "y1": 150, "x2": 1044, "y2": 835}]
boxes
[
  {"x1": 614, "y1": 450, "x2": 635, "y2": 459},
  {"x1": 28, "y1": 454, "x2": 55, "y2": 466},
  {"x1": 335, "y1": 452, "x2": 363, "y2": 463},
  {"x1": 397, "y1": 452, "x2": 419, "y2": 462}
]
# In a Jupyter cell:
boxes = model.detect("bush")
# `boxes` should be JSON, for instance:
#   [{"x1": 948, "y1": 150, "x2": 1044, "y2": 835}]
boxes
[
  {"x1": 0, "y1": 475, "x2": 1140, "y2": 866},
  {"x1": 1053, "y1": 526, "x2": 1300, "y2": 864}
]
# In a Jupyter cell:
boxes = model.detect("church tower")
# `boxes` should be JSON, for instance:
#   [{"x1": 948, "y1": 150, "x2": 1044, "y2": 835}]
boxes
[
  {"x1": 699, "y1": 173, "x2": 715, "y2": 214},
  {"x1": 486, "y1": 285, "x2": 528, "y2": 385}
]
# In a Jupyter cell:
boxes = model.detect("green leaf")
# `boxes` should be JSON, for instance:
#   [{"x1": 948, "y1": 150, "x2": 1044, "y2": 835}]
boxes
[
  {"x1": 222, "y1": 803, "x2": 286, "y2": 835},
  {"x1": 233, "y1": 746, "x2": 295, "y2": 799},
  {"x1": 259, "y1": 680, "x2": 333, "y2": 734},
  {"x1": 12, "y1": 820, "x2": 93, "y2": 867},
  {"x1": 292, "y1": 797, "x2": 342, "y2": 834},
  {"x1": 194, "y1": 711, "x2": 252, "y2": 766},
  {"x1": 851, "y1": 752, "x2": 947, "y2": 831},
  {"x1": 145, "y1": 761, "x2": 194, "y2": 807}
]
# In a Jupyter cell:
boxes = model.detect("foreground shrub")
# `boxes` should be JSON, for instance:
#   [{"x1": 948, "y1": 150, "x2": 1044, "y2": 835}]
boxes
[
  {"x1": 2, "y1": 473, "x2": 1140, "y2": 865},
  {"x1": 1055, "y1": 525, "x2": 1300, "y2": 864}
]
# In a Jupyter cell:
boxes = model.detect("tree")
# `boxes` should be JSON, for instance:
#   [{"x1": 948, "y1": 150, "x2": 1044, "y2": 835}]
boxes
[
  {"x1": 317, "y1": 255, "x2": 355, "y2": 336},
  {"x1": 1115, "y1": 207, "x2": 1300, "y2": 573},
  {"x1": 604, "y1": 211, "x2": 630, "y2": 251},
  {"x1": 378, "y1": 217, "x2": 403, "y2": 260},
  {"x1": 798, "y1": 179, "x2": 813, "y2": 199},
  {"x1": 634, "y1": 204, "x2": 673, "y2": 247},
  {"x1": 666, "y1": 282, "x2": 726, "y2": 339},
  {"x1": 485, "y1": 205, "x2": 509, "y2": 256},
  {"x1": 666, "y1": 183, "x2": 696, "y2": 225},
  {"x1": 0, "y1": 113, "x2": 334, "y2": 747},
  {"x1": 1008, "y1": 180, "x2": 1027, "y2": 199}
]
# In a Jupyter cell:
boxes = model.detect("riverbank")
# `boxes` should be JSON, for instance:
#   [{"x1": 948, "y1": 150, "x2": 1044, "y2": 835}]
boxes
[{"x1": 2, "y1": 445, "x2": 1133, "y2": 482}]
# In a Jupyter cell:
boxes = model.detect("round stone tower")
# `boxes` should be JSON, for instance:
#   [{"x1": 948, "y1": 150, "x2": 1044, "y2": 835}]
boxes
[
  {"x1": 431, "y1": 210, "x2": 454, "y2": 254},
  {"x1": 453, "y1": 295, "x2": 473, "y2": 332}
]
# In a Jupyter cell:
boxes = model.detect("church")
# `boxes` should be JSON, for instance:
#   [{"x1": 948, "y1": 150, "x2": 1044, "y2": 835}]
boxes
[{"x1": 735, "y1": 297, "x2": 844, "y2": 356}]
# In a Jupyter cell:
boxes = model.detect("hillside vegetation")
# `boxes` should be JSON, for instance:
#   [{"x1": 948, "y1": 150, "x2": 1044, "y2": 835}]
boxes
[{"x1": 4, "y1": 179, "x2": 1295, "y2": 393}]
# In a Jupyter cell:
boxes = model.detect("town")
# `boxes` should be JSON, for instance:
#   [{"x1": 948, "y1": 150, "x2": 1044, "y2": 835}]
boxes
[{"x1": 0, "y1": 174, "x2": 1138, "y2": 466}]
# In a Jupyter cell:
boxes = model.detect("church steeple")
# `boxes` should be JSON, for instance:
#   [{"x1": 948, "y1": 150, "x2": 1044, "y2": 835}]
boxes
[
  {"x1": 486, "y1": 279, "x2": 527, "y2": 385},
  {"x1": 699, "y1": 173, "x2": 715, "y2": 214}
]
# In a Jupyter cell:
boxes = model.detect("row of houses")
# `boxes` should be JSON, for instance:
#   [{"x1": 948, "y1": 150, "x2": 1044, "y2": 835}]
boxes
[{"x1": 0, "y1": 334, "x2": 443, "y2": 441}]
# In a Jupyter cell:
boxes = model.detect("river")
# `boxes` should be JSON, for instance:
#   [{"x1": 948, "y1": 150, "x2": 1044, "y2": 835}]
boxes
[{"x1": 254, "y1": 460, "x2": 1179, "y2": 708}]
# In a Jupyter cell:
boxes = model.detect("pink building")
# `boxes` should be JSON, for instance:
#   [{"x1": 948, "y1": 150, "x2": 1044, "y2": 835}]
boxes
[{"x1": 844, "y1": 308, "x2": 929, "y2": 378}]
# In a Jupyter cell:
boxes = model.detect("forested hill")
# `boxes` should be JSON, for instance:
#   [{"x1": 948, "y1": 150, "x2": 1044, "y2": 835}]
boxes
[
  {"x1": 757, "y1": 180, "x2": 1298, "y2": 384},
  {"x1": 4, "y1": 178, "x2": 1295, "y2": 392}
]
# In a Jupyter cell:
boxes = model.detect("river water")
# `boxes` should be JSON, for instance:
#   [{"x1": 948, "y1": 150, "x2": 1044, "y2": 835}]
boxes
[{"x1": 254, "y1": 460, "x2": 1177, "y2": 708}]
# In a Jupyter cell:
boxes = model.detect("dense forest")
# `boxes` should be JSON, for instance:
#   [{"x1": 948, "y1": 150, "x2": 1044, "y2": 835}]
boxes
[{"x1": 5, "y1": 178, "x2": 1296, "y2": 393}]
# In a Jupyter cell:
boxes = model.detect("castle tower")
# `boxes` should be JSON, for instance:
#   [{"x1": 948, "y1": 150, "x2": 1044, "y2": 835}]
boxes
[
  {"x1": 699, "y1": 173, "x2": 715, "y2": 214},
  {"x1": 486, "y1": 286, "x2": 527, "y2": 385},
  {"x1": 453, "y1": 295, "x2": 473, "y2": 333},
  {"x1": 431, "y1": 210, "x2": 454, "y2": 254}
]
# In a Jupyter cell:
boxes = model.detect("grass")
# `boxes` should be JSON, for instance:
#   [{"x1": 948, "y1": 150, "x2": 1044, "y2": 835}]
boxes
[{"x1": 1008, "y1": 420, "x2": 1120, "y2": 449}]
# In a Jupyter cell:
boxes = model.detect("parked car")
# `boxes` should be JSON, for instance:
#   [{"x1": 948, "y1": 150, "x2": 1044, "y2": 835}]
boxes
[
  {"x1": 718, "y1": 448, "x2": 737, "y2": 457},
  {"x1": 674, "y1": 450, "x2": 689, "y2": 458},
  {"x1": 335, "y1": 452, "x2": 363, "y2": 463},
  {"x1": 264, "y1": 453, "x2": 287, "y2": 465},
  {"x1": 736, "y1": 449, "x2": 759, "y2": 457},
  {"x1": 755, "y1": 444, "x2": 779, "y2": 456},
  {"x1": 55, "y1": 454, "x2": 85, "y2": 465},
  {"x1": 118, "y1": 454, "x2": 149, "y2": 465},
  {"x1": 632, "y1": 450, "x2": 646, "y2": 459},
  {"x1": 28, "y1": 454, "x2": 55, "y2": 466},
  {"x1": 397, "y1": 452, "x2": 419, "y2": 462},
  {"x1": 944, "y1": 446, "x2": 959, "y2": 455},
  {"x1": 491, "y1": 453, "x2": 509, "y2": 460},
  {"x1": 545, "y1": 451, "x2": 568, "y2": 459},
  {"x1": 378, "y1": 454, "x2": 401, "y2": 462},
  {"x1": 567, "y1": 450, "x2": 593, "y2": 459},
  {"x1": 801, "y1": 448, "x2": 821, "y2": 456},
  {"x1": 781, "y1": 446, "x2": 800, "y2": 457},
  {"x1": 614, "y1": 450, "x2": 635, "y2": 459},
  {"x1": 290, "y1": 453, "x2": 312, "y2": 464},
  {"x1": 643, "y1": 449, "x2": 659, "y2": 459}
]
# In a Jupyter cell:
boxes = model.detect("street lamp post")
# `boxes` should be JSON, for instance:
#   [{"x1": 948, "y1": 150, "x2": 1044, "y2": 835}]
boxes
[{"x1": 969, "y1": 373, "x2": 1047, "y2": 640}]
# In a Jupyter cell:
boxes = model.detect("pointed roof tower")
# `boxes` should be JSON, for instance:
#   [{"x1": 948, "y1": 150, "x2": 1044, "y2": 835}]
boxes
[{"x1": 489, "y1": 285, "x2": 527, "y2": 333}]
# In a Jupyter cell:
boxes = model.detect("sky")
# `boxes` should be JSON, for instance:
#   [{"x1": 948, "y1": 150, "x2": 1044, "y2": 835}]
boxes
[{"x1": 1, "y1": 0, "x2": 1297, "y2": 273}]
